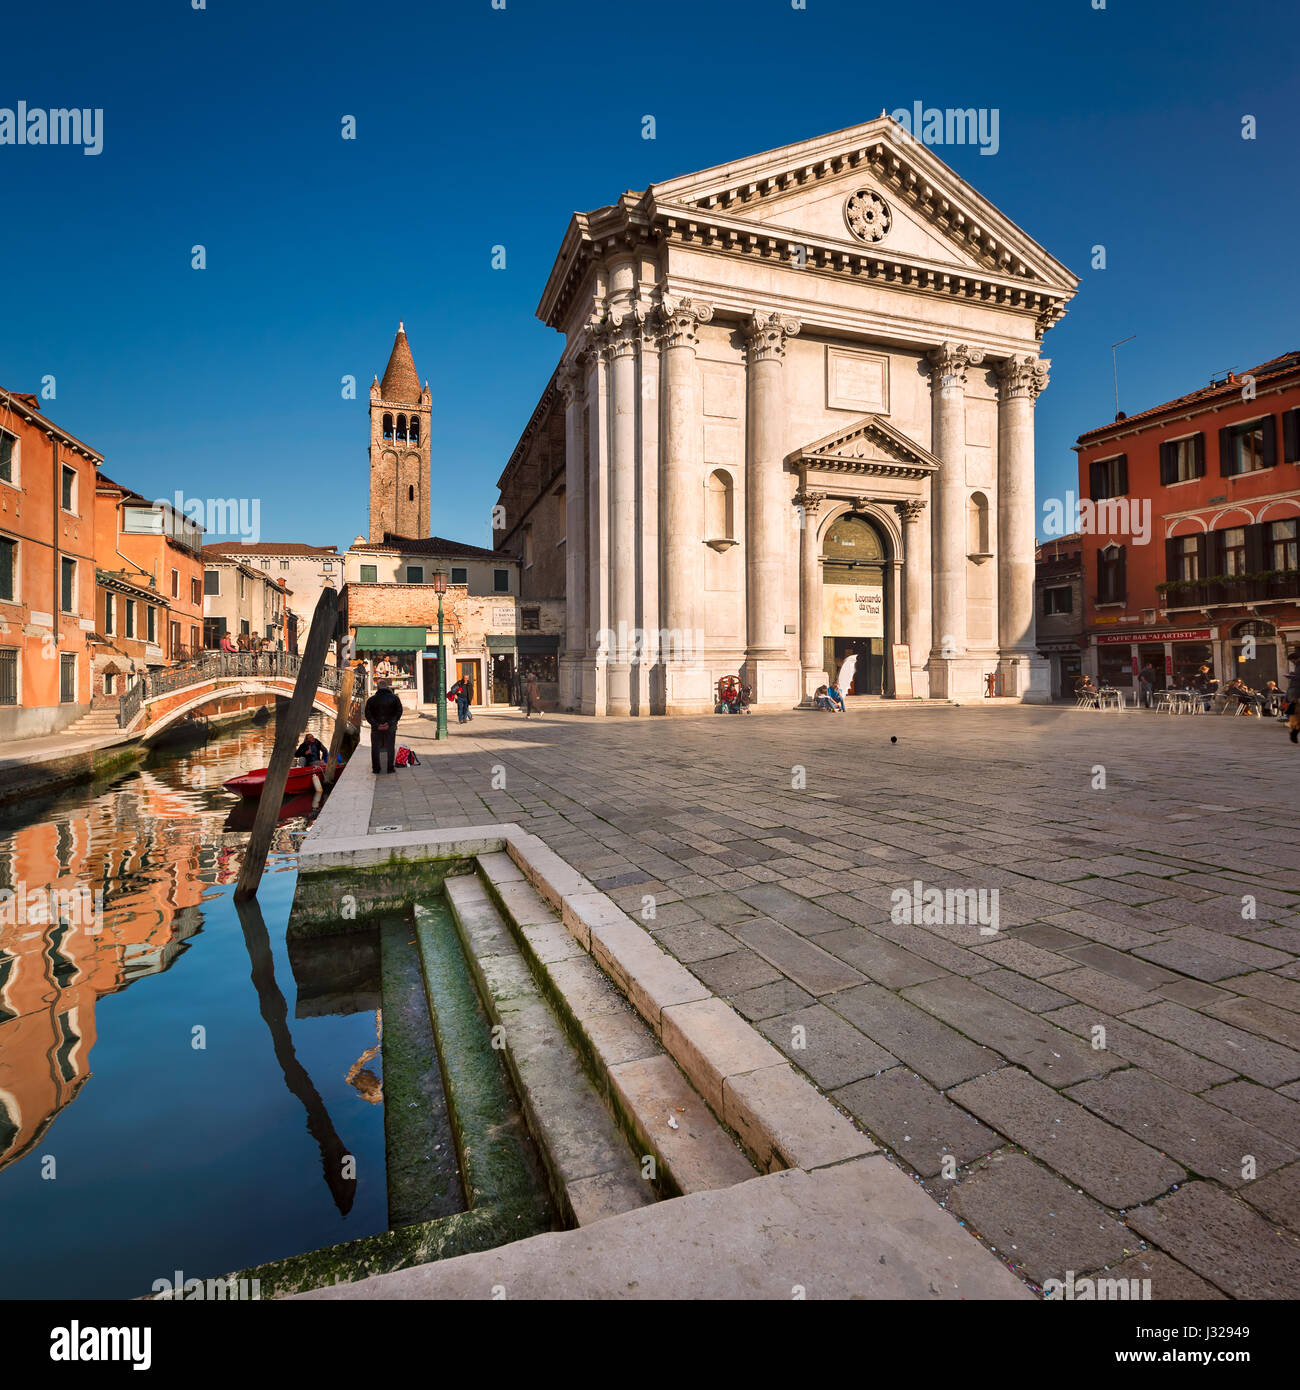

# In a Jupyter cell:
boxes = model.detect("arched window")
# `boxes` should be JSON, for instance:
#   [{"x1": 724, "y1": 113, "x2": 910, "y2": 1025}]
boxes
[
  {"x1": 705, "y1": 469, "x2": 735, "y2": 543},
  {"x1": 396, "y1": 413, "x2": 407, "y2": 443},
  {"x1": 382, "y1": 413, "x2": 393, "y2": 441},
  {"x1": 823, "y1": 512, "x2": 885, "y2": 563},
  {"x1": 967, "y1": 492, "x2": 990, "y2": 554},
  {"x1": 409, "y1": 416, "x2": 420, "y2": 445}
]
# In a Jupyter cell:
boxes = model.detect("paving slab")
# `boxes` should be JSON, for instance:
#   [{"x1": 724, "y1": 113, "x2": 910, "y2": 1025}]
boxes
[
  {"x1": 758, "y1": 1003, "x2": 897, "y2": 1089},
  {"x1": 1066, "y1": 1069, "x2": 1297, "y2": 1189},
  {"x1": 1200, "y1": 1081, "x2": 1300, "y2": 1149},
  {"x1": 949, "y1": 1067, "x2": 1184, "y2": 1207},
  {"x1": 1120, "y1": 1001, "x2": 1300, "y2": 1086},
  {"x1": 1097, "y1": 1249, "x2": 1227, "y2": 1301},
  {"x1": 733, "y1": 917, "x2": 867, "y2": 995},
  {"x1": 947, "y1": 1155, "x2": 1131, "y2": 1287},
  {"x1": 1239, "y1": 1160, "x2": 1300, "y2": 1235},
  {"x1": 1044, "y1": 1004, "x2": 1236, "y2": 1091},
  {"x1": 1125, "y1": 1183, "x2": 1300, "y2": 1299},
  {"x1": 827, "y1": 982, "x2": 1000, "y2": 1089},
  {"x1": 902, "y1": 976, "x2": 1116, "y2": 1087},
  {"x1": 834, "y1": 1068, "x2": 1000, "y2": 1178},
  {"x1": 296, "y1": 1156, "x2": 1029, "y2": 1301},
  {"x1": 815, "y1": 926, "x2": 950, "y2": 989}
]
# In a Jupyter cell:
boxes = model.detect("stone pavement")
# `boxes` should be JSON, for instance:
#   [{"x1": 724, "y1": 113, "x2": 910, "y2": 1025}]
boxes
[{"x1": 368, "y1": 702, "x2": 1300, "y2": 1298}]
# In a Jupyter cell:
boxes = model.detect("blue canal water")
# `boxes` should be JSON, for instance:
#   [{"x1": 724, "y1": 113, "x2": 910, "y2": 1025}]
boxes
[{"x1": 0, "y1": 715, "x2": 390, "y2": 1298}]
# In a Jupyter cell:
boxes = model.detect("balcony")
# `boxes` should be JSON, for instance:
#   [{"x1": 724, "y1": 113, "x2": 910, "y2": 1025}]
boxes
[{"x1": 1158, "y1": 570, "x2": 1300, "y2": 612}]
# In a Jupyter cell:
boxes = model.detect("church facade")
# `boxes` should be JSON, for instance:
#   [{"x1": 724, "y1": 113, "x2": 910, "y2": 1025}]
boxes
[{"x1": 494, "y1": 116, "x2": 1078, "y2": 714}]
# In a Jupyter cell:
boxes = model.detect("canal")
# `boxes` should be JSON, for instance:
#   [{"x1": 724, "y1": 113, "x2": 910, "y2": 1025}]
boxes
[{"x1": 0, "y1": 712, "x2": 392, "y2": 1299}]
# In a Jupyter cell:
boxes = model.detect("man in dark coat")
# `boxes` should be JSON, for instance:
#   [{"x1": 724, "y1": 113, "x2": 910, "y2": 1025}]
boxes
[{"x1": 364, "y1": 678, "x2": 403, "y2": 773}]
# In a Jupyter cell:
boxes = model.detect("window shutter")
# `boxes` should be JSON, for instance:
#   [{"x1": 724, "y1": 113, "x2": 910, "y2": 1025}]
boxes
[
  {"x1": 1284, "y1": 408, "x2": 1300, "y2": 464},
  {"x1": 1116, "y1": 545, "x2": 1127, "y2": 602},
  {"x1": 1165, "y1": 536, "x2": 1179, "y2": 583},
  {"x1": 1158, "y1": 441, "x2": 1174, "y2": 485},
  {"x1": 1089, "y1": 459, "x2": 1104, "y2": 500},
  {"x1": 1208, "y1": 529, "x2": 1226, "y2": 576},
  {"x1": 1261, "y1": 415, "x2": 1278, "y2": 469},
  {"x1": 1245, "y1": 522, "x2": 1267, "y2": 573},
  {"x1": 1193, "y1": 432, "x2": 1206, "y2": 478},
  {"x1": 1116, "y1": 454, "x2": 1128, "y2": 494},
  {"x1": 1219, "y1": 425, "x2": 1234, "y2": 477}
]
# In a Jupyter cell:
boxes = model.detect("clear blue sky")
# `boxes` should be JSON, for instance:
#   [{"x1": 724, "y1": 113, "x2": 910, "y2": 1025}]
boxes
[{"x1": 2, "y1": 0, "x2": 1296, "y2": 551}]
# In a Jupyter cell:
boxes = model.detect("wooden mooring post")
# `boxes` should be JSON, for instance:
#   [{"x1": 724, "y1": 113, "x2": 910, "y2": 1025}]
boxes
[
  {"x1": 234, "y1": 587, "x2": 339, "y2": 902},
  {"x1": 323, "y1": 662, "x2": 355, "y2": 787}
]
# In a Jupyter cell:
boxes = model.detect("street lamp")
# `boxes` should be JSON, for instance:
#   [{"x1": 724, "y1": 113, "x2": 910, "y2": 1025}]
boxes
[{"x1": 432, "y1": 569, "x2": 449, "y2": 740}]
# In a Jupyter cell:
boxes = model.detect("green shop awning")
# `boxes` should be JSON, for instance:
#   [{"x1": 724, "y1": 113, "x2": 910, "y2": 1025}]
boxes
[
  {"x1": 355, "y1": 625, "x2": 426, "y2": 651},
  {"x1": 518, "y1": 635, "x2": 560, "y2": 653},
  {"x1": 486, "y1": 635, "x2": 517, "y2": 652}
]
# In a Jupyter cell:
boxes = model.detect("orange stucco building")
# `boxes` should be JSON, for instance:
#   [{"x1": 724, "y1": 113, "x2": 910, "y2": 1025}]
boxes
[
  {"x1": 0, "y1": 390, "x2": 103, "y2": 741},
  {"x1": 1074, "y1": 351, "x2": 1300, "y2": 693}
]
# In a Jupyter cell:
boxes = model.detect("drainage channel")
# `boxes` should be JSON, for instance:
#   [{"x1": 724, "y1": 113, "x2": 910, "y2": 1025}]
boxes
[{"x1": 219, "y1": 855, "x2": 751, "y2": 1297}]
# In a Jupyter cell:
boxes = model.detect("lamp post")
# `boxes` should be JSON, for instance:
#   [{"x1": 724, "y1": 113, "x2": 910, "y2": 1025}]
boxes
[{"x1": 432, "y1": 569, "x2": 449, "y2": 740}]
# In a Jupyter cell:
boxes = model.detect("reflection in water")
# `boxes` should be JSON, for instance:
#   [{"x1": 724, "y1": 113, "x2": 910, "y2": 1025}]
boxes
[
  {"x1": 233, "y1": 895, "x2": 357, "y2": 1216},
  {"x1": 0, "y1": 714, "x2": 389, "y2": 1298}
]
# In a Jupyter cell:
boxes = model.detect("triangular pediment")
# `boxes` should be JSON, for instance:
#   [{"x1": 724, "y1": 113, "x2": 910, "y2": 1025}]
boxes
[
  {"x1": 649, "y1": 116, "x2": 1076, "y2": 291},
  {"x1": 790, "y1": 415, "x2": 940, "y2": 480}
]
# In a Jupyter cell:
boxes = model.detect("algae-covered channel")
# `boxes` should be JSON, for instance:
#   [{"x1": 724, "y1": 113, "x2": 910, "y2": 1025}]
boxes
[{"x1": 0, "y1": 716, "x2": 554, "y2": 1298}]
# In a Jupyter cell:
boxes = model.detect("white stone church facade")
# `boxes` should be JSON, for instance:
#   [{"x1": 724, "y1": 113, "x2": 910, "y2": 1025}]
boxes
[{"x1": 494, "y1": 116, "x2": 1078, "y2": 714}]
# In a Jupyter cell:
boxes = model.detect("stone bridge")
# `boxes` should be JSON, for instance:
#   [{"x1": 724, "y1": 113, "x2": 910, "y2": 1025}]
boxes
[{"x1": 119, "y1": 654, "x2": 364, "y2": 742}]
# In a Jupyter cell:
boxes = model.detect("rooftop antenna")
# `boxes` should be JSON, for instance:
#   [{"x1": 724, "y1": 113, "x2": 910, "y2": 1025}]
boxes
[{"x1": 1111, "y1": 335, "x2": 1136, "y2": 417}]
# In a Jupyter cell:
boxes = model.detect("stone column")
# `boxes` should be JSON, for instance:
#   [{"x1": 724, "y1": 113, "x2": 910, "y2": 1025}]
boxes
[
  {"x1": 894, "y1": 497, "x2": 930, "y2": 696},
  {"x1": 559, "y1": 364, "x2": 586, "y2": 711},
  {"x1": 583, "y1": 331, "x2": 611, "y2": 715},
  {"x1": 926, "y1": 341, "x2": 983, "y2": 699},
  {"x1": 658, "y1": 297, "x2": 714, "y2": 713},
  {"x1": 743, "y1": 309, "x2": 801, "y2": 705},
  {"x1": 997, "y1": 354, "x2": 1051, "y2": 701},
  {"x1": 795, "y1": 485, "x2": 828, "y2": 698},
  {"x1": 606, "y1": 307, "x2": 641, "y2": 716}
]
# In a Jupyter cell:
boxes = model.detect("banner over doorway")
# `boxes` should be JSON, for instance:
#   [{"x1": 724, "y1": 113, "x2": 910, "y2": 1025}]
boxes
[{"x1": 823, "y1": 585, "x2": 883, "y2": 638}]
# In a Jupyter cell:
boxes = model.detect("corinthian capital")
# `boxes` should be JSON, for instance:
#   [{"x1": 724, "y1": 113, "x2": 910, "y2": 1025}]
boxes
[
  {"x1": 997, "y1": 354, "x2": 1051, "y2": 401},
  {"x1": 744, "y1": 309, "x2": 802, "y2": 364},
  {"x1": 655, "y1": 296, "x2": 714, "y2": 352},
  {"x1": 557, "y1": 363, "x2": 585, "y2": 409},
  {"x1": 792, "y1": 486, "x2": 828, "y2": 515},
  {"x1": 603, "y1": 305, "x2": 645, "y2": 359},
  {"x1": 894, "y1": 499, "x2": 927, "y2": 523},
  {"x1": 927, "y1": 341, "x2": 985, "y2": 390}
]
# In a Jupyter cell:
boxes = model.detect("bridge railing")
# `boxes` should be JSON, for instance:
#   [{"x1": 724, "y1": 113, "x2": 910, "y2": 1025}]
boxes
[{"x1": 118, "y1": 652, "x2": 365, "y2": 727}]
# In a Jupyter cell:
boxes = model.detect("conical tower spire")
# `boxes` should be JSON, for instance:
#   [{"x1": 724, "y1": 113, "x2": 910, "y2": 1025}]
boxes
[{"x1": 380, "y1": 322, "x2": 421, "y2": 402}]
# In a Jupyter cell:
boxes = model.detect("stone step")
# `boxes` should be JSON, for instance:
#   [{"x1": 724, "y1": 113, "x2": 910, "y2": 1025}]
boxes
[
  {"x1": 469, "y1": 863, "x2": 757, "y2": 1196},
  {"x1": 440, "y1": 877, "x2": 655, "y2": 1226}
]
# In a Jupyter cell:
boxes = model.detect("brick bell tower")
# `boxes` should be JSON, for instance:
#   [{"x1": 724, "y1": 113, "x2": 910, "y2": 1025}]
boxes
[{"x1": 368, "y1": 322, "x2": 432, "y2": 541}]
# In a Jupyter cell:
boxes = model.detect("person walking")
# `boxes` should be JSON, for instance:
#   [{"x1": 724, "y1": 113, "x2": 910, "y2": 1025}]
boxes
[
  {"x1": 524, "y1": 670, "x2": 542, "y2": 719},
  {"x1": 1138, "y1": 663, "x2": 1156, "y2": 709},
  {"x1": 448, "y1": 677, "x2": 472, "y2": 724},
  {"x1": 1285, "y1": 651, "x2": 1300, "y2": 744},
  {"x1": 364, "y1": 677, "x2": 403, "y2": 773}
]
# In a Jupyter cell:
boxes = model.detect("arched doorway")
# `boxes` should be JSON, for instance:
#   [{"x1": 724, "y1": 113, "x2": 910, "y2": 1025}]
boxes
[
  {"x1": 1231, "y1": 619, "x2": 1278, "y2": 690},
  {"x1": 822, "y1": 512, "x2": 889, "y2": 694}
]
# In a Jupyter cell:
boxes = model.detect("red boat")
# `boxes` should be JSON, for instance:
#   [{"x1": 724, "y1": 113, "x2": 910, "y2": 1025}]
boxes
[{"x1": 222, "y1": 765, "x2": 327, "y2": 800}]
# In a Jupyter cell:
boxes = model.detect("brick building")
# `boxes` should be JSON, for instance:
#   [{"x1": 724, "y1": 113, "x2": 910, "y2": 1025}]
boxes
[
  {"x1": 368, "y1": 324, "x2": 431, "y2": 543},
  {"x1": 1075, "y1": 351, "x2": 1300, "y2": 694},
  {"x1": 1034, "y1": 533, "x2": 1085, "y2": 698},
  {"x1": 0, "y1": 390, "x2": 102, "y2": 740}
]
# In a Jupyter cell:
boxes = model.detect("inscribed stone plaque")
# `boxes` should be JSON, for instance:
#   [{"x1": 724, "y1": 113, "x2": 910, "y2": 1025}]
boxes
[{"x1": 827, "y1": 347, "x2": 889, "y2": 414}]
